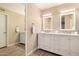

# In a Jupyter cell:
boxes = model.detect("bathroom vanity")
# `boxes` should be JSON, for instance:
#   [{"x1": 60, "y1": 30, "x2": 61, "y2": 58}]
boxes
[
  {"x1": 38, "y1": 8, "x2": 79, "y2": 56},
  {"x1": 38, "y1": 33, "x2": 79, "y2": 56},
  {"x1": 20, "y1": 32, "x2": 25, "y2": 44}
]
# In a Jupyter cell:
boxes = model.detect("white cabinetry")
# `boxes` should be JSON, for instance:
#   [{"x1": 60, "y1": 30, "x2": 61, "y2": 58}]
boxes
[
  {"x1": 70, "y1": 36, "x2": 79, "y2": 56},
  {"x1": 20, "y1": 32, "x2": 25, "y2": 44},
  {"x1": 38, "y1": 33, "x2": 51, "y2": 51},
  {"x1": 38, "y1": 33, "x2": 79, "y2": 56},
  {"x1": 58, "y1": 35, "x2": 70, "y2": 55},
  {"x1": 54, "y1": 35, "x2": 60, "y2": 54},
  {"x1": 50, "y1": 34, "x2": 55, "y2": 52}
]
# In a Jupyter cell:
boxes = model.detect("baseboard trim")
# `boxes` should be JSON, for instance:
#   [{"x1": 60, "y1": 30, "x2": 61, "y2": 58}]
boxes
[
  {"x1": 27, "y1": 48, "x2": 38, "y2": 56},
  {"x1": 7, "y1": 42, "x2": 19, "y2": 47}
]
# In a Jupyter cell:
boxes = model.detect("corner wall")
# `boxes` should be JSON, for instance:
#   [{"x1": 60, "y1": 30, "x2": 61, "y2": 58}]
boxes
[{"x1": 26, "y1": 3, "x2": 41, "y2": 55}]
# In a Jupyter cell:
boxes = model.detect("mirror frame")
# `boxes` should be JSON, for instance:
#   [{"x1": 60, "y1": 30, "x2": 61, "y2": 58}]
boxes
[
  {"x1": 60, "y1": 9, "x2": 76, "y2": 31},
  {"x1": 42, "y1": 13, "x2": 53, "y2": 31}
]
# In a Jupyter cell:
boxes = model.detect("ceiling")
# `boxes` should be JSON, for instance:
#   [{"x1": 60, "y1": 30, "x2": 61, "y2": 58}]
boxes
[
  {"x1": 0, "y1": 3, "x2": 25, "y2": 15},
  {"x1": 0, "y1": 3, "x2": 64, "y2": 15},
  {"x1": 35, "y1": 3, "x2": 64, "y2": 10}
]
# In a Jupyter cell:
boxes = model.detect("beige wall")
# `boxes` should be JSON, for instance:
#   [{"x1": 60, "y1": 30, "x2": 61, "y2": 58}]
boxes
[
  {"x1": 42, "y1": 3, "x2": 79, "y2": 32},
  {"x1": 26, "y1": 3, "x2": 41, "y2": 55},
  {"x1": 0, "y1": 6, "x2": 25, "y2": 46}
]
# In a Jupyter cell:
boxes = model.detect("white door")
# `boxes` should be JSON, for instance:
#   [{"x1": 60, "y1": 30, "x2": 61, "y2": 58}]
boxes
[{"x1": 0, "y1": 14, "x2": 7, "y2": 48}]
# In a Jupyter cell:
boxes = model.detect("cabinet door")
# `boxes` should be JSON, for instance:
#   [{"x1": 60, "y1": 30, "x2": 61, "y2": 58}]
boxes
[
  {"x1": 38, "y1": 33, "x2": 50, "y2": 51},
  {"x1": 70, "y1": 36, "x2": 79, "y2": 56},
  {"x1": 54, "y1": 35, "x2": 60, "y2": 54},
  {"x1": 50, "y1": 34, "x2": 55, "y2": 52},
  {"x1": 59, "y1": 35, "x2": 70, "y2": 56}
]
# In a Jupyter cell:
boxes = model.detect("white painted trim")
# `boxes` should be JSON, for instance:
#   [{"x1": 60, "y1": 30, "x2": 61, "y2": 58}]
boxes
[
  {"x1": 27, "y1": 48, "x2": 38, "y2": 56},
  {"x1": 7, "y1": 42, "x2": 19, "y2": 47}
]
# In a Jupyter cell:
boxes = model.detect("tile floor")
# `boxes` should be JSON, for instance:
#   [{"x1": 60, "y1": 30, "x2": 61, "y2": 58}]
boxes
[
  {"x1": 30, "y1": 49, "x2": 61, "y2": 56},
  {"x1": 0, "y1": 43, "x2": 25, "y2": 56}
]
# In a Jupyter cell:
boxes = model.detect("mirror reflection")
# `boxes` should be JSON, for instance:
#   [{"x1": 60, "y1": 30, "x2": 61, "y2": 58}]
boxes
[
  {"x1": 42, "y1": 14, "x2": 53, "y2": 31},
  {"x1": 61, "y1": 14, "x2": 74, "y2": 30}
]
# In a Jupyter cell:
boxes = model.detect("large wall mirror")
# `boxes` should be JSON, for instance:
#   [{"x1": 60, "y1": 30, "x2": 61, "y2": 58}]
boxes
[
  {"x1": 42, "y1": 13, "x2": 53, "y2": 31},
  {"x1": 60, "y1": 9, "x2": 76, "y2": 31}
]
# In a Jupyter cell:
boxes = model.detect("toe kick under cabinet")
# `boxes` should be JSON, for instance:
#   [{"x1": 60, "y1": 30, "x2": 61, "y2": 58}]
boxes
[{"x1": 38, "y1": 33, "x2": 79, "y2": 56}]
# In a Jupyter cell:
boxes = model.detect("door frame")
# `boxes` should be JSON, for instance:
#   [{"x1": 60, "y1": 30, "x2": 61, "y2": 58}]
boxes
[{"x1": 0, "y1": 11, "x2": 8, "y2": 47}]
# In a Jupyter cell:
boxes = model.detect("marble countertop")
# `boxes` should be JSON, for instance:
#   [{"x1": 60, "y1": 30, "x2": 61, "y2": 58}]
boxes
[{"x1": 38, "y1": 32, "x2": 79, "y2": 36}]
